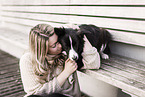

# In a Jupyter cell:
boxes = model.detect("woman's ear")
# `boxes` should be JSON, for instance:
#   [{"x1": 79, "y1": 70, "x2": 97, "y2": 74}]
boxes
[{"x1": 54, "y1": 27, "x2": 66, "y2": 36}]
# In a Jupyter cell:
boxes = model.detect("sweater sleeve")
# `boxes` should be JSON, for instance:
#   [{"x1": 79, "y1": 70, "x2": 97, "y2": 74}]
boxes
[
  {"x1": 82, "y1": 47, "x2": 100, "y2": 69},
  {"x1": 81, "y1": 35, "x2": 100, "y2": 69},
  {"x1": 19, "y1": 53, "x2": 62, "y2": 96}
]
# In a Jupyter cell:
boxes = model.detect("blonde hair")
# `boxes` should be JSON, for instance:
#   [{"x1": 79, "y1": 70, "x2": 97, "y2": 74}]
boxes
[{"x1": 29, "y1": 24, "x2": 55, "y2": 83}]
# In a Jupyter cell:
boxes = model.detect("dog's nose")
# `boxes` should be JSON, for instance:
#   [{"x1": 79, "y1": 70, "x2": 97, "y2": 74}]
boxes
[
  {"x1": 69, "y1": 49, "x2": 79, "y2": 61},
  {"x1": 72, "y1": 56, "x2": 78, "y2": 61}
]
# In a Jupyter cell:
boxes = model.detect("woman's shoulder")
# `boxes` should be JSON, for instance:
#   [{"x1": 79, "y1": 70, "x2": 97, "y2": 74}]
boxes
[
  {"x1": 19, "y1": 52, "x2": 32, "y2": 66},
  {"x1": 20, "y1": 52, "x2": 31, "y2": 60}
]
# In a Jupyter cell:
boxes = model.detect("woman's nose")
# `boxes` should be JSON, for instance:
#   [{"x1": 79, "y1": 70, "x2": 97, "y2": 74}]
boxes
[{"x1": 58, "y1": 43, "x2": 62, "y2": 48}]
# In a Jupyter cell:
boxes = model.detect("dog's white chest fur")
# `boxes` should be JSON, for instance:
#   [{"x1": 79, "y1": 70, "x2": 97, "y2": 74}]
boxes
[{"x1": 69, "y1": 36, "x2": 79, "y2": 61}]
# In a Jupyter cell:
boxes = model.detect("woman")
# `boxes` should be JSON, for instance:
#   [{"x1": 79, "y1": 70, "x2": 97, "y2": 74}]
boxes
[{"x1": 19, "y1": 24, "x2": 100, "y2": 97}]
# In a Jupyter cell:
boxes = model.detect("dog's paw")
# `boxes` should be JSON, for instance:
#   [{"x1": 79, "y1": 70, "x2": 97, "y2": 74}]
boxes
[{"x1": 101, "y1": 53, "x2": 109, "y2": 59}]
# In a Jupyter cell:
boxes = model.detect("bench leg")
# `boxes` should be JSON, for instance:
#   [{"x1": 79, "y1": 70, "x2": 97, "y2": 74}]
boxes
[
  {"x1": 122, "y1": 90, "x2": 138, "y2": 97},
  {"x1": 77, "y1": 71, "x2": 118, "y2": 97}
]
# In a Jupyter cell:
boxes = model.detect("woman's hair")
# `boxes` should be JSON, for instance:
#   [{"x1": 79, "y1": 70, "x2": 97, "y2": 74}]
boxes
[{"x1": 29, "y1": 24, "x2": 55, "y2": 83}]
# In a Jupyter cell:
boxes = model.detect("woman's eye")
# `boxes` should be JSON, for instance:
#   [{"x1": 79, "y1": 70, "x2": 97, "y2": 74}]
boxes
[
  {"x1": 51, "y1": 44, "x2": 56, "y2": 48},
  {"x1": 51, "y1": 42, "x2": 59, "y2": 48}
]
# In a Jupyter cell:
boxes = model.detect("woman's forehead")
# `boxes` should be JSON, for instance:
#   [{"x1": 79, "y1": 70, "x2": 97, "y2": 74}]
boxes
[{"x1": 49, "y1": 33, "x2": 58, "y2": 46}]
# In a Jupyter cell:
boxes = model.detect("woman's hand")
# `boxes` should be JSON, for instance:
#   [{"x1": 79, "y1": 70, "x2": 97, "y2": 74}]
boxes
[
  {"x1": 63, "y1": 58, "x2": 78, "y2": 76},
  {"x1": 57, "y1": 58, "x2": 77, "y2": 87}
]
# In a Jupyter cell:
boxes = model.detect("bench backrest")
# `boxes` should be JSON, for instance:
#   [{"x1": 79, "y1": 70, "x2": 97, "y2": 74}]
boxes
[{"x1": 1, "y1": 0, "x2": 145, "y2": 61}]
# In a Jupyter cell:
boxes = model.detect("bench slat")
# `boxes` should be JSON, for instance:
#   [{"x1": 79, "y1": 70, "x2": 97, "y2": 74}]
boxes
[
  {"x1": 0, "y1": 81, "x2": 21, "y2": 90},
  {"x1": 110, "y1": 55, "x2": 145, "y2": 71},
  {"x1": 2, "y1": 0, "x2": 69, "y2": 5},
  {"x1": 3, "y1": 5, "x2": 145, "y2": 20},
  {"x1": 0, "y1": 71, "x2": 19, "y2": 79},
  {"x1": 0, "y1": 50, "x2": 25, "y2": 97},
  {"x1": 1, "y1": 88, "x2": 24, "y2": 97},
  {"x1": 0, "y1": 75, "x2": 21, "y2": 84},
  {"x1": 1, "y1": 84, "x2": 23, "y2": 94},
  {"x1": 4, "y1": 91, "x2": 25, "y2": 97},
  {"x1": 2, "y1": 10, "x2": 145, "y2": 33},
  {"x1": 102, "y1": 64, "x2": 145, "y2": 84},
  {"x1": 103, "y1": 60, "x2": 145, "y2": 77},
  {"x1": 71, "y1": 0, "x2": 145, "y2": 4},
  {"x1": 2, "y1": 0, "x2": 145, "y2": 5}
]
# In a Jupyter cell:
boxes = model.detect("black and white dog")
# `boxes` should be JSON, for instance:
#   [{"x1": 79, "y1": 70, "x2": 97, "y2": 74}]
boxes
[{"x1": 55, "y1": 24, "x2": 112, "y2": 70}]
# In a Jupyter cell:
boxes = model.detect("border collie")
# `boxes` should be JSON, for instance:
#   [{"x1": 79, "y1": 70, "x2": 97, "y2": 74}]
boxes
[{"x1": 55, "y1": 24, "x2": 112, "y2": 70}]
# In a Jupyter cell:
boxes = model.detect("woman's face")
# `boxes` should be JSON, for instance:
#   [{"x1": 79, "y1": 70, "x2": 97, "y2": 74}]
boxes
[{"x1": 48, "y1": 33, "x2": 62, "y2": 55}]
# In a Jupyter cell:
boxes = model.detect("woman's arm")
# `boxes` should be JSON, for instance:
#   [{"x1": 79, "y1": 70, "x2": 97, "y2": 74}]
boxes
[
  {"x1": 19, "y1": 53, "x2": 60, "y2": 95},
  {"x1": 57, "y1": 59, "x2": 77, "y2": 87},
  {"x1": 65, "y1": 24, "x2": 100, "y2": 69},
  {"x1": 81, "y1": 35, "x2": 101, "y2": 69}
]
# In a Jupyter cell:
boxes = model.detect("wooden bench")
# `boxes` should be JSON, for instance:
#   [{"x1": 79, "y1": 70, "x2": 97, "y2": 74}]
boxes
[{"x1": 0, "y1": 0, "x2": 145, "y2": 97}]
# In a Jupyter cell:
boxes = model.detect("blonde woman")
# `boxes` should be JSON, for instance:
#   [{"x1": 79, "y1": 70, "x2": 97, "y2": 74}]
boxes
[{"x1": 19, "y1": 24, "x2": 100, "y2": 97}]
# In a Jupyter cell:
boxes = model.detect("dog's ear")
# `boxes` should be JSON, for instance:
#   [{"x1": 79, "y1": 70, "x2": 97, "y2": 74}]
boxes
[
  {"x1": 77, "y1": 29, "x2": 91, "y2": 35},
  {"x1": 78, "y1": 25, "x2": 92, "y2": 34},
  {"x1": 77, "y1": 29, "x2": 84, "y2": 39},
  {"x1": 54, "y1": 27, "x2": 66, "y2": 36}
]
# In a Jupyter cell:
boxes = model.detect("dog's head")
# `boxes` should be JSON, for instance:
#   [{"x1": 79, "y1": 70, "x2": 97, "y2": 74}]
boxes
[{"x1": 54, "y1": 27, "x2": 84, "y2": 61}]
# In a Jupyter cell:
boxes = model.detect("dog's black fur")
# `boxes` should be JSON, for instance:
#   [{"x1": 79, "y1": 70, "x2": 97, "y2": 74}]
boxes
[
  {"x1": 55, "y1": 27, "x2": 84, "y2": 70},
  {"x1": 79, "y1": 24, "x2": 112, "y2": 54},
  {"x1": 55, "y1": 24, "x2": 112, "y2": 70}
]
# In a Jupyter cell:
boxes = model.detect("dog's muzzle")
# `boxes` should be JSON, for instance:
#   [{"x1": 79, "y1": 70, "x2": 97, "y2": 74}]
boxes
[{"x1": 69, "y1": 49, "x2": 79, "y2": 61}]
